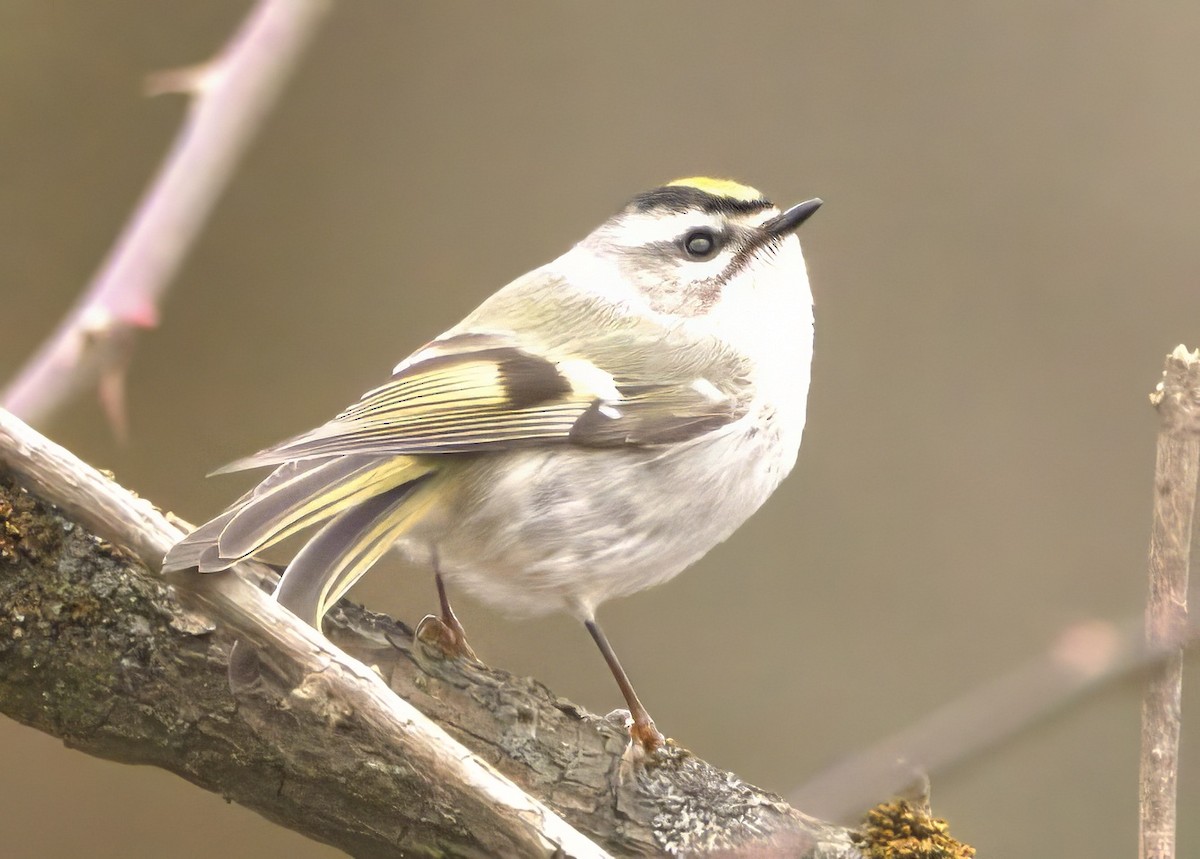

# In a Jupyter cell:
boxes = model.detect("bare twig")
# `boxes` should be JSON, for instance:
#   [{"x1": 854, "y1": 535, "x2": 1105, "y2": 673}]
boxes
[
  {"x1": 2, "y1": 0, "x2": 330, "y2": 431},
  {"x1": 1139, "y1": 344, "x2": 1199, "y2": 859},
  {"x1": 791, "y1": 615, "x2": 1199, "y2": 821},
  {"x1": 794, "y1": 349, "x2": 1200, "y2": 829}
]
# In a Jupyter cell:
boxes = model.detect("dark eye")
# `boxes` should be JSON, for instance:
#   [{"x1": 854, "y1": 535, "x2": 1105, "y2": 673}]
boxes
[{"x1": 683, "y1": 229, "x2": 720, "y2": 260}]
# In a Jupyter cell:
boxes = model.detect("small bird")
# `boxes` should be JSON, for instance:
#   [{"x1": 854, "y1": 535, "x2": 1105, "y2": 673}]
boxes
[{"x1": 165, "y1": 177, "x2": 821, "y2": 751}]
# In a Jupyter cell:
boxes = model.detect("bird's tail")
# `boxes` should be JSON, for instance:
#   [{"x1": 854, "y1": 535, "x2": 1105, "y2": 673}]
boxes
[{"x1": 163, "y1": 454, "x2": 438, "y2": 625}]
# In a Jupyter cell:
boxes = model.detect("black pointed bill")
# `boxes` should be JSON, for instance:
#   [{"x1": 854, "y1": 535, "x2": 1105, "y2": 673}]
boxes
[{"x1": 763, "y1": 198, "x2": 823, "y2": 237}]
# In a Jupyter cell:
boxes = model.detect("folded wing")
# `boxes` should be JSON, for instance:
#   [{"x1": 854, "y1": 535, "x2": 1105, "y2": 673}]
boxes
[{"x1": 216, "y1": 334, "x2": 750, "y2": 471}]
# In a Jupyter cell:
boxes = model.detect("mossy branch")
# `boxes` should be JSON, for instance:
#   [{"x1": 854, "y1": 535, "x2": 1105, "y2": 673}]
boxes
[{"x1": 0, "y1": 407, "x2": 860, "y2": 858}]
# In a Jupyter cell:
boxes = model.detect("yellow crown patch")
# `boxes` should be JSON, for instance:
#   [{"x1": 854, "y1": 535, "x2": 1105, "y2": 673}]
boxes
[{"x1": 667, "y1": 177, "x2": 765, "y2": 203}]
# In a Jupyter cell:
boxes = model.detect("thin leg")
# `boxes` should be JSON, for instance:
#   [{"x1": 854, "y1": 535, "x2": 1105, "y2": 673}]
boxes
[
  {"x1": 436, "y1": 570, "x2": 464, "y2": 634},
  {"x1": 415, "y1": 549, "x2": 477, "y2": 661},
  {"x1": 585, "y1": 618, "x2": 664, "y2": 752}
]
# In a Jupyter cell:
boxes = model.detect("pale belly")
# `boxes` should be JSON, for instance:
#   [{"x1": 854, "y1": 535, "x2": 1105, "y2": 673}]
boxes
[{"x1": 397, "y1": 412, "x2": 801, "y2": 619}]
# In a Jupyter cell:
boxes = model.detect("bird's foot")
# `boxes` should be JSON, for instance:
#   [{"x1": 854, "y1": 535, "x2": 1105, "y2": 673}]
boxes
[
  {"x1": 630, "y1": 715, "x2": 666, "y2": 754},
  {"x1": 415, "y1": 613, "x2": 479, "y2": 661}
]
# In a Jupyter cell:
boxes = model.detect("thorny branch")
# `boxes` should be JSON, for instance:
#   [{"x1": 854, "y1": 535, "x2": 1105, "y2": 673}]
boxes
[{"x1": 2, "y1": 0, "x2": 330, "y2": 433}]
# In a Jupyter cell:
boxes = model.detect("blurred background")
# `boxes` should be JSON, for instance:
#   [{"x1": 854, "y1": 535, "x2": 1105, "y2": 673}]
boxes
[{"x1": 3, "y1": 2, "x2": 1199, "y2": 856}]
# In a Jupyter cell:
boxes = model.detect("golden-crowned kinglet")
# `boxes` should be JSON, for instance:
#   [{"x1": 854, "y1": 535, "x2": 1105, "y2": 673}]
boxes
[{"x1": 165, "y1": 177, "x2": 821, "y2": 751}]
